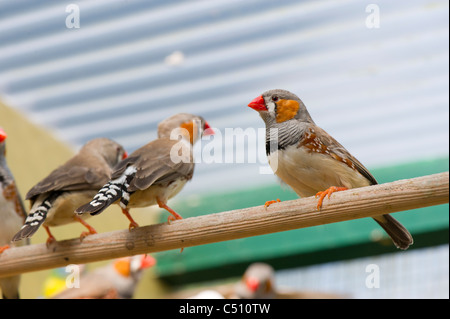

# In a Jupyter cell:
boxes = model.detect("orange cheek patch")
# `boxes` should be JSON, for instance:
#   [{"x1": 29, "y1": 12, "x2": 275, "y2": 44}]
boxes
[
  {"x1": 114, "y1": 259, "x2": 131, "y2": 277},
  {"x1": 276, "y1": 99, "x2": 299, "y2": 123},
  {"x1": 179, "y1": 121, "x2": 197, "y2": 144}
]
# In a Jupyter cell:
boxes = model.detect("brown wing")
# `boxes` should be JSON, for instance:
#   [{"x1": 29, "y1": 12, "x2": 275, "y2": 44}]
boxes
[
  {"x1": 301, "y1": 125, "x2": 378, "y2": 185},
  {"x1": 26, "y1": 155, "x2": 111, "y2": 200},
  {"x1": 112, "y1": 138, "x2": 195, "y2": 192}
]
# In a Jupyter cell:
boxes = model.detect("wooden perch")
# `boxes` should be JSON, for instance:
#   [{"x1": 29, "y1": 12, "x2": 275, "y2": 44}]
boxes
[{"x1": 0, "y1": 172, "x2": 448, "y2": 278}]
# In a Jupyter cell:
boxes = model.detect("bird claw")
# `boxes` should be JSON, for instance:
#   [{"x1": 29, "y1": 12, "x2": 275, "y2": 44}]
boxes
[
  {"x1": 129, "y1": 221, "x2": 139, "y2": 231},
  {"x1": 120, "y1": 208, "x2": 139, "y2": 231},
  {"x1": 0, "y1": 245, "x2": 10, "y2": 254},
  {"x1": 264, "y1": 198, "x2": 281, "y2": 208},
  {"x1": 167, "y1": 214, "x2": 182, "y2": 225},
  {"x1": 79, "y1": 229, "x2": 97, "y2": 241},
  {"x1": 315, "y1": 187, "x2": 348, "y2": 210},
  {"x1": 45, "y1": 236, "x2": 57, "y2": 248}
]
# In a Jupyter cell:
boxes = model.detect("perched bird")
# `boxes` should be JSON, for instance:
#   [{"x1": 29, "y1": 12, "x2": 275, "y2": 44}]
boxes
[
  {"x1": 0, "y1": 127, "x2": 27, "y2": 299},
  {"x1": 76, "y1": 113, "x2": 213, "y2": 230},
  {"x1": 52, "y1": 254, "x2": 156, "y2": 299},
  {"x1": 234, "y1": 263, "x2": 276, "y2": 299},
  {"x1": 248, "y1": 89, "x2": 413, "y2": 250},
  {"x1": 11, "y1": 138, "x2": 127, "y2": 245}
]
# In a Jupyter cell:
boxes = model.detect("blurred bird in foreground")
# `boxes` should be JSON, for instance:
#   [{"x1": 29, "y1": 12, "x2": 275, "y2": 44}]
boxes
[
  {"x1": 52, "y1": 254, "x2": 156, "y2": 299},
  {"x1": 248, "y1": 89, "x2": 413, "y2": 250},
  {"x1": 11, "y1": 138, "x2": 127, "y2": 245},
  {"x1": 0, "y1": 128, "x2": 28, "y2": 299},
  {"x1": 76, "y1": 113, "x2": 213, "y2": 231}
]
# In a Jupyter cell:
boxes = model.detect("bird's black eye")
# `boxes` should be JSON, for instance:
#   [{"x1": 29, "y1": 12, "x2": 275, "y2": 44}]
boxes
[{"x1": 272, "y1": 95, "x2": 279, "y2": 102}]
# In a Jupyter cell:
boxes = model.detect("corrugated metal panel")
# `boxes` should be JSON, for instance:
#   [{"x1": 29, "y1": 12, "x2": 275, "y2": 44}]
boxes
[{"x1": 0, "y1": 0, "x2": 448, "y2": 196}]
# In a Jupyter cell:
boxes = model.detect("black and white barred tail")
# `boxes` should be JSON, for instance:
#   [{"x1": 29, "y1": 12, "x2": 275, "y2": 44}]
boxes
[
  {"x1": 76, "y1": 166, "x2": 136, "y2": 216},
  {"x1": 11, "y1": 194, "x2": 57, "y2": 241}
]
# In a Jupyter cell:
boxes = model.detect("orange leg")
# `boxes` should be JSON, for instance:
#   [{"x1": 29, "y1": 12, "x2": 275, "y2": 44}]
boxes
[
  {"x1": 264, "y1": 198, "x2": 281, "y2": 208},
  {"x1": 156, "y1": 197, "x2": 183, "y2": 223},
  {"x1": 121, "y1": 208, "x2": 139, "y2": 230},
  {"x1": 315, "y1": 186, "x2": 348, "y2": 210},
  {"x1": 44, "y1": 226, "x2": 57, "y2": 247},
  {"x1": 157, "y1": 197, "x2": 184, "y2": 253},
  {"x1": 74, "y1": 215, "x2": 98, "y2": 241},
  {"x1": 0, "y1": 245, "x2": 10, "y2": 254}
]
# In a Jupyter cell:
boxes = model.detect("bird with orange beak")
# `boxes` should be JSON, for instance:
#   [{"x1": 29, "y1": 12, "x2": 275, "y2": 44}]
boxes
[
  {"x1": 76, "y1": 113, "x2": 213, "y2": 230},
  {"x1": 235, "y1": 263, "x2": 276, "y2": 299},
  {"x1": 248, "y1": 89, "x2": 413, "y2": 250},
  {"x1": 0, "y1": 127, "x2": 28, "y2": 299},
  {"x1": 52, "y1": 254, "x2": 156, "y2": 299},
  {"x1": 12, "y1": 138, "x2": 127, "y2": 245}
]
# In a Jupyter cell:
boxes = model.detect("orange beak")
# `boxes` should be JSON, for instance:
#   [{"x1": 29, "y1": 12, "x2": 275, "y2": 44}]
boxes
[
  {"x1": 203, "y1": 121, "x2": 214, "y2": 136},
  {"x1": 245, "y1": 277, "x2": 260, "y2": 292},
  {"x1": 122, "y1": 151, "x2": 128, "y2": 160},
  {"x1": 140, "y1": 254, "x2": 156, "y2": 269},
  {"x1": 248, "y1": 95, "x2": 266, "y2": 111},
  {"x1": 0, "y1": 128, "x2": 7, "y2": 143}
]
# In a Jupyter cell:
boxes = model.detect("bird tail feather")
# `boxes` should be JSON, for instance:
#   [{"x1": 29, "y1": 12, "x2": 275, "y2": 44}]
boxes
[
  {"x1": 75, "y1": 181, "x2": 123, "y2": 216},
  {"x1": 373, "y1": 214, "x2": 413, "y2": 250},
  {"x1": 11, "y1": 195, "x2": 56, "y2": 241}
]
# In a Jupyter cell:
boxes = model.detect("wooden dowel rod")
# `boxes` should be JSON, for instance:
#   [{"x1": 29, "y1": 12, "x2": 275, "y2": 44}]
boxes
[{"x1": 0, "y1": 172, "x2": 448, "y2": 278}]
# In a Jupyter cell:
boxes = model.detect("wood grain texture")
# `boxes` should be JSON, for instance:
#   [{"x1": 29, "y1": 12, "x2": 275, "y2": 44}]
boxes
[{"x1": 0, "y1": 172, "x2": 448, "y2": 278}]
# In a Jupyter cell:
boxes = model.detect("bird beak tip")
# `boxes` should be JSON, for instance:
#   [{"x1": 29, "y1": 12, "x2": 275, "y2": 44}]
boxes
[
  {"x1": 203, "y1": 122, "x2": 215, "y2": 136},
  {"x1": 246, "y1": 277, "x2": 260, "y2": 292},
  {"x1": 248, "y1": 95, "x2": 266, "y2": 111},
  {"x1": 0, "y1": 128, "x2": 7, "y2": 142},
  {"x1": 140, "y1": 255, "x2": 156, "y2": 269}
]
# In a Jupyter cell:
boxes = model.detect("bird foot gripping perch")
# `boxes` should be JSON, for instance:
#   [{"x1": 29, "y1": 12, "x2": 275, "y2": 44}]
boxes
[
  {"x1": 315, "y1": 187, "x2": 348, "y2": 210},
  {"x1": 156, "y1": 197, "x2": 184, "y2": 252},
  {"x1": 264, "y1": 198, "x2": 281, "y2": 208},
  {"x1": 156, "y1": 197, "x2": 183, "y2": 224},
  {"x1": 0, "y1": 245, "x2": 10, "y2": 254},
  {"x1": 121, "y1": 208, "x2": 140, "y2": 230},
  {"x1": 74, "y1": 216, "x2": 98, "y2": 241}
]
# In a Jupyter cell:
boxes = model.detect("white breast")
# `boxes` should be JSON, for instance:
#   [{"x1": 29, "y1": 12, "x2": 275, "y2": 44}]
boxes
[
  {"x1": 127, "y1": 178, "x2": 188, "y2": 208},
  {"x1": 268, "y1": 145, "x2": 371, "y2": 198}
]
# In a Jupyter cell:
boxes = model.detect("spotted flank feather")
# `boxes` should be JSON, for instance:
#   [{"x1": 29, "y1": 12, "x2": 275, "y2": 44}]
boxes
[
  {"x1": 11, "y1": 194, "x2": 56, "y2": 241},
  {"x1": 76, "y1": 166, "x2": 136, "y2": 216}
]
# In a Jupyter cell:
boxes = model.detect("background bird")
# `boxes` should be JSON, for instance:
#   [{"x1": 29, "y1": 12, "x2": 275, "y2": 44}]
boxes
[
  {"x1": 234, "y1": 263, "x2": 276, "y2": 299},
  {"x1": 11, "y1": 138, "x2": 127, "y2": 245},
  {"x1": 52, "y1": 254, "x2": 156, "y2": 299},
  {"x1": 165, "y1": 261, "x2": 344, "y2": 299},
  {"x1": 248, "y1": 89, "x2": 413, "y2": 250},
  {"x1": 76, "y1": 113, "x2": 213, "y2": 231},
  {"x1": 0, "y1": 127, "x2": 28, "y2": 299}
]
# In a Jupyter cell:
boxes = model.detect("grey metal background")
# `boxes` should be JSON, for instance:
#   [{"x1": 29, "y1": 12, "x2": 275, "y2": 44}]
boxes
[{"x1": 0, "y1": 0, "x2": 448, "y2": 195}]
